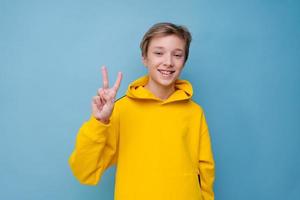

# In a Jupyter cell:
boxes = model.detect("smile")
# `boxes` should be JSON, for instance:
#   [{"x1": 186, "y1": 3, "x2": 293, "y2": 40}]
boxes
[{"x1": 157, "y1": 69, "x2": 175, "y2": 76}]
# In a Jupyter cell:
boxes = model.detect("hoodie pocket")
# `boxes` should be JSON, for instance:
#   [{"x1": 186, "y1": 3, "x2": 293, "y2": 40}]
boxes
[
  {"x1": 176, "y1": 172, "x2": 202, "y2": 200},
  {"x1": 198, "y1": 173, "x2": 202, "y2": 187}
]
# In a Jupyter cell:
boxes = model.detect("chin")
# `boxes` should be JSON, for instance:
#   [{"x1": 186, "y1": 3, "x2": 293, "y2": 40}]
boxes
[{"x1": 157, "y1": 79, "x2": 176, "y2": 87}]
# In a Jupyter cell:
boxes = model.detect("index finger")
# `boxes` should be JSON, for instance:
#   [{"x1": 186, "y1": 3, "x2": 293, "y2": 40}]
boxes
[
  {"x1": 113, "y1": 72, "x2": 123, "y2": 92},
  {"x1": 101, "y1": 65, "x2": 109, "y2": 89}
]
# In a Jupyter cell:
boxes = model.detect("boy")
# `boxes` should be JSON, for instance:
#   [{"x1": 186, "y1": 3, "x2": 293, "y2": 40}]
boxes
[{"x1": 69, "y1": 22, "x2": 215, "y2": 200}]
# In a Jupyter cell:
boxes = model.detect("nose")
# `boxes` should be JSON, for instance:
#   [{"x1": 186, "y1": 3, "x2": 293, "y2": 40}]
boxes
[{"x1": 163, "y1": 53, "x2": 174, "y2": 67}]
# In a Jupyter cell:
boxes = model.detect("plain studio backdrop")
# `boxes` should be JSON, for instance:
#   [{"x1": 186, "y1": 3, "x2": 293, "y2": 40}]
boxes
[{"x1": 0, "y1": 0, "x2": 299, "y2": 199}]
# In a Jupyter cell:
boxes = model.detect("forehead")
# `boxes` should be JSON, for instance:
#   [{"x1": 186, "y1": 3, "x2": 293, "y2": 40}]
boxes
[{"x1": 148, "y1": 35, "x2": 185, "y2": 50}]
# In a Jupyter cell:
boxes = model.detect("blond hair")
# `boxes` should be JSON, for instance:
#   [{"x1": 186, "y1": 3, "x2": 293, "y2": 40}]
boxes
[{"x1": 140, "y1": 22, "x2": 192, "y2": 62}]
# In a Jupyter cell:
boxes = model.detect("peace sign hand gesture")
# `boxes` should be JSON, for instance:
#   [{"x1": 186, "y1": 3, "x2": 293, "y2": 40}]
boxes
[{"x1": 92, "y1": 66, "x2": 122, "y2": 124}]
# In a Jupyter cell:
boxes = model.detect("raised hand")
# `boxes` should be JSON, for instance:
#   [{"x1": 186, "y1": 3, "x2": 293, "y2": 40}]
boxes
[{"x1": 92, "y1": 66, "x2": 122, "y2": 123}]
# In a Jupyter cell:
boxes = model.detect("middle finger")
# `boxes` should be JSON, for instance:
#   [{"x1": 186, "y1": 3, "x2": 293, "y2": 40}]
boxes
[{"x1": 101, "y1": 65, "x2": 109, "y2": 89}]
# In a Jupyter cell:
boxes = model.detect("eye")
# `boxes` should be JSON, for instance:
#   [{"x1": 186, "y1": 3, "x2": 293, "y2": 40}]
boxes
[
  {"x1": 174, "y1": 54, "x2": 183, "y2": 58},
  {"x1": 154, "y1": 52, "x2": 163, "y2": 55}
]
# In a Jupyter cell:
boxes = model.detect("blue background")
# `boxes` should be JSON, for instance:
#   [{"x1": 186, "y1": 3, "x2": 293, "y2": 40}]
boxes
[{"x1": 1, "y1": 0, "x2": 299, "y2": 199}]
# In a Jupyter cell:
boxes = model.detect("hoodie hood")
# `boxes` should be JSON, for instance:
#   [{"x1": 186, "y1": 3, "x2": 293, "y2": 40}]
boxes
[{"x1": 126, "y1": 75, "x2": 193, "y2": 104}]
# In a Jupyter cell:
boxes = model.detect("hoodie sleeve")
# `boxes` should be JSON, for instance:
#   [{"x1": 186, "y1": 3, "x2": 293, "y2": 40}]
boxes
[
  {"x1": 68, "y1": 107, "x2": 119, "y2": 185},
  {"x1": 198, "y1": 111, "x2": 215, "y2": 200}
]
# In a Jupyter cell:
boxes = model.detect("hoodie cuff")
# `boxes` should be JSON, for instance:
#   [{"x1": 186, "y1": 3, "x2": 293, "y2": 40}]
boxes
[
  {"x1": 81, "y1": 115, "x2": 111, "y2": 142},
  {"x1": 89, "y1": 115, "x2": 111, "y2": 127}
]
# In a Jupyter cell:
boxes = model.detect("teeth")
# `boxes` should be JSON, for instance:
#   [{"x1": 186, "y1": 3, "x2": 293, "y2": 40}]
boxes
[
  {"x1": 161, "y1": 71, "x2": 171, "y2": 75},
  {"x1": 158, "y1": 70, "x2": 174, "y2": 75}
]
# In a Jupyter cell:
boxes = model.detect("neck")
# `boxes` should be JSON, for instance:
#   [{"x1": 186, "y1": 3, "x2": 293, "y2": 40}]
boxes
[{"x1": 144, "y1": 80, "x2": 175, "y2": 100}]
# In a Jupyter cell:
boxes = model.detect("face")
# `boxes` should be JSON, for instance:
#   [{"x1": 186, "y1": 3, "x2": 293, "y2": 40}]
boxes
[{"x1": 142, "y1": 35, "x2": 186, "y2": 90}]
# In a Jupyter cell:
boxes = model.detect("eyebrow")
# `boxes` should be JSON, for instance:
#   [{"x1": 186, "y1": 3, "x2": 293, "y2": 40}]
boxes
[{"x1": 152, "y1": 46, "x2": 184, "y2": 51}]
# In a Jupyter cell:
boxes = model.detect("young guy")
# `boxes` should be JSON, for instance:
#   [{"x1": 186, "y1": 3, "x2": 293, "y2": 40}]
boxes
[{"x1": 69, "y1": 22, "x2": 215, "y2": 200}]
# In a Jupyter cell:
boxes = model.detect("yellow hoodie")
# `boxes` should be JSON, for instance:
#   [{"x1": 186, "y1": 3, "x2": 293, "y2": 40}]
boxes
[{"x1": 69, "y1": 75, "x2": 215, "y2": 200}]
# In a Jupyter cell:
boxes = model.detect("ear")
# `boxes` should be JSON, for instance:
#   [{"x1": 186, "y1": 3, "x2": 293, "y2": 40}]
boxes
[{"x1": 142, "y1": 55, "x2": 148, "y2": 67}]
